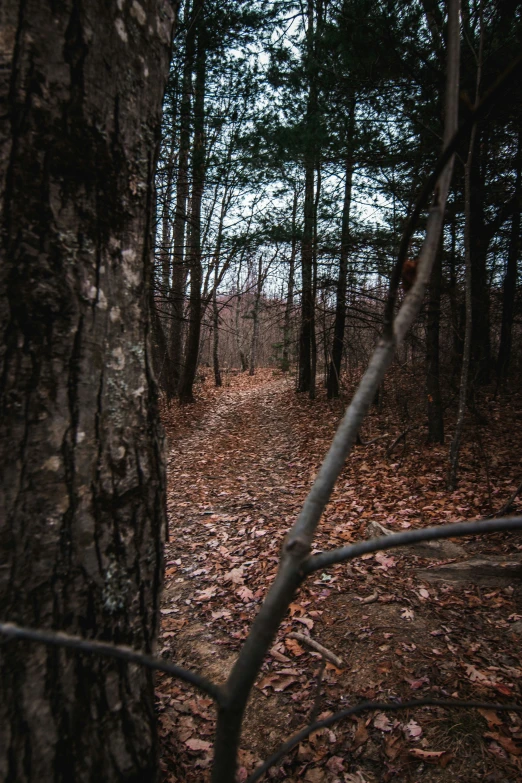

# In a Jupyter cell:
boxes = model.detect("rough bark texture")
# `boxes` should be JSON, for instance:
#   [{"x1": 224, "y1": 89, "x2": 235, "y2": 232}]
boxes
[{"x1": 0, "y1": 2, "x2": 174, "y2": 780}]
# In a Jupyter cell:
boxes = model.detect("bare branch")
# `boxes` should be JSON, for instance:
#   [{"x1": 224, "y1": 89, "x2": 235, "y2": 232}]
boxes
[
  {"x1": 383, "y1": 51, "x2": 522, "y2": 332},
  {"x1": 287, "y1": 632, "x2": 342, "y2": 667},
  {"x1": 247, "y1": 697, "x2": 522, "y2": 783},
  {"x1": 0, "y1": 621, "x2": 223, "y2": 703},
  {"x1": 305, "y1": 516, "x2": 522, "y2": 573}
]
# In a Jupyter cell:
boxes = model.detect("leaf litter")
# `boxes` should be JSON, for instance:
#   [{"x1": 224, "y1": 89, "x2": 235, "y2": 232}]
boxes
[{"x1": 157, "y1": 369, "x2": 522, "y2": 782}]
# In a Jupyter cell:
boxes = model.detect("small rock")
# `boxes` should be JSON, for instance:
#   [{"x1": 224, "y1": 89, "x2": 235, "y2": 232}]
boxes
[{"x1": 508, "y1": 620, "x2": 522, "y2": 637}]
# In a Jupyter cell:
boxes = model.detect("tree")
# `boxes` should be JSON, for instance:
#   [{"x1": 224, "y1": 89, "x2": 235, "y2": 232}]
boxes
[{"x1": 0, "y1": 2, "x2": 175, "y2": 780}]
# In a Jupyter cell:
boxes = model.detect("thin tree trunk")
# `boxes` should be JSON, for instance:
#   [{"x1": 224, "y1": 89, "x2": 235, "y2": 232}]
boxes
[
  {"x1": 309, "y1": 160, "x2": 321, "y2": 400},
  {"x1": 449, "y1": 3, "x2": 482, "y2": 488},
  {"x1": 426, "y1": 240, "x2": 444, "y2": 443},
  {"x1": 169, "y1": 0, "x2": 198, "y2": 397},
  {"x1": 178, "y1": 18, "x2": 206, "y2": 404},
  {"x1": 249, "y1": 257, "x2": 263, "y2": 376},
  {"x1": 298, "y1": 0, "x2": 317, "y2": 394},
  {"x1": 212, "y1": 285, "x2": 222, "y2": 387},
  {"x1": 327, "y1": 98, "x2": 356, "y2": 399},
  {"x1": 282, "y1": 188, "x2": 298, "y2": 372},
  {"x1": 0, "y1": 2, "x2": 174, "y2": 780},
  {"x1": 497, "y1": 127, "x2": 522, "y2": 383}
]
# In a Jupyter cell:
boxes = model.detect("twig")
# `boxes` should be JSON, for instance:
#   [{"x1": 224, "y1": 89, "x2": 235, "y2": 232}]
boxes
[
  {"x1": 386, "y1": 424, "x2": 421, "y2": 456},
  {"x1": 304, "y1": 515, "x2": 522, "y2": 573},
  {"x1": 491, "y1": 479, "x2": 522, "y2": 518},
  {"x1": 358, "y1": 432, "x2": 390, "y2": 447},
  {"x1": 0, "y1": 621, "x2": 223, "y2": 703},
  {"x1": 309, "y1": 659, "x2": 325, "y2": 724},
  {"x1": 246, "y1": 698, "x2": 522, "y2": 783},
  {"x1": 288, "y1": 632, "x2": 342, "y2": 667}
]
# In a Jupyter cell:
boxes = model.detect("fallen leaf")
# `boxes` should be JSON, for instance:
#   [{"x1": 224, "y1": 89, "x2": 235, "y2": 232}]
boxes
[
  {"x1": 484, "y1": 732, "x2": 522, "y2": 755},
  {"x1": 374, "y1": 713, "x2": 393, "y2": 732},
  {"x1": 285, "y1": 638, "x2": 305, "y2": 656},
  {"x1": 185, "y1": 738, "x2": 212, "y2": 752},
  {"x1": 404, "y1": 719, "x2": 423, "y2": 739},
  {"x1": 409, "y1": 748, "x2": 453, "y2": 767}
]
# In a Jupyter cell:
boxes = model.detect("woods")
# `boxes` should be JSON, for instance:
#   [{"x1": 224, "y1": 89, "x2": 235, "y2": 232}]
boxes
[{"x1": 1, "y1": 0, "x2": 522, "y2": 782}]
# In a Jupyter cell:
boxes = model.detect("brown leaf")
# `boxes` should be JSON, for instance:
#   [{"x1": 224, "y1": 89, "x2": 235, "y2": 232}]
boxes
[
  {"x1": 484, "y1": 732, "x2": 522, "y2": 756},
  {"x1": 409, "y1": 749, "x2": 453, "y2": 767},
  {"x1": 185, "y1": 738, "x2": 212, "y2": 752},
  {"x1": 351, "y1": 718, "x2": 369, "y2": 749},
  {"x1": 478, "y1": 708, "x2": 503, "y2": 727},
  {"x1": 285, "y1": 638, "x2": 305, "y2": 656}
]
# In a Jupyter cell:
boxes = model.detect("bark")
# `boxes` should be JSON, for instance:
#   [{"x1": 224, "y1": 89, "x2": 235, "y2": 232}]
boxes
[
  {"x1": 327, "y1": 100, "x2": 355, "y2": 399},
  {"x1": 178, "y1": 17, "x2": 206, "y2": 404},
  {"x1": 212, "y1": 287, "x2": 222, "y2": 387},
  {"x1": 309, "y1": 160, "x2": 321, "y2": 400},
  {"x1": 449, "y1": 47, "x2": 480, "y2": 488},
  {"x1": 426, "y1": 242, "x2": 444, "y2": 443},
  {"x1": 497, "y1": 127, "x2": 522, "y2": 383},
  {"x1": 249, "y1": 257, "x2": 263, "y2": 377},
  {"x1": 282, "y1": 189, "x2": 298, "y2": 372},
  {"x1": 297, "y1": 0, "x2": 317, "y2": 394},
  {"x1": 0, "y1": 2, "x2": 174, "y2": 781},
  {"x1": 168, "y1": 0, "x2": 198, "y2": 397},
  {"x1": 469, "y1": 124, "x2": 491, "y2": 386}
]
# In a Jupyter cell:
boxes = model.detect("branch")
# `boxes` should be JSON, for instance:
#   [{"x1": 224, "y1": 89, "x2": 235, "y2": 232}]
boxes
[
  {"x1": 304, "y1": 515, "x2": 522, "y2": 573},
  {"x1": 384, "y1": 52, "x2": 522, "y2": 332},
  {"x1": 247, "y1": 697, "x2": 522, "y2": 783},
  {"x1": 287, "y1": 632, "x2": 342, "y2": 667},
  {"x1": 0, "y1": 621, "x2": 223, "y2": 703}
]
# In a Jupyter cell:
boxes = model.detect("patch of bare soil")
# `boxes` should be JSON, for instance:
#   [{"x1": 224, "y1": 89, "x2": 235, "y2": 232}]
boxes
[{"x1": 158, "y1": 370, "x2": 522, "y2": 783}]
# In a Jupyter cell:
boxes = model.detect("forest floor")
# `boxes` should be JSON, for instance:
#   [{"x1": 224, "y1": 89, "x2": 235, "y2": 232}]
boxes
[{"x1": 157, "y1": 368, "x2": 522, "y2": 783}]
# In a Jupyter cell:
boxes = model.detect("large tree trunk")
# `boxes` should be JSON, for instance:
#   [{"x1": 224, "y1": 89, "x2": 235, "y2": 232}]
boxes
[
  {"x1": 178, "y1": 17, "x2": 206, "y2": 404},
  {"x1": 0, "y1": 2, "x2": 174, "y2": 781}
]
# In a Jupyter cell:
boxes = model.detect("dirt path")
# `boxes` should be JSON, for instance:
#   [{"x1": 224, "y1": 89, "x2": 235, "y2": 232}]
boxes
[{"x1": 158, "y1": 372, "x2": 522, "y2": 783}]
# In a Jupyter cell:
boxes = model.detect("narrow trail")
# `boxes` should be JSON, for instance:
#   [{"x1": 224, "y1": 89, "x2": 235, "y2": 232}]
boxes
[{"x1": 158, "y1": 372, "x2": 522, "y2": 783}]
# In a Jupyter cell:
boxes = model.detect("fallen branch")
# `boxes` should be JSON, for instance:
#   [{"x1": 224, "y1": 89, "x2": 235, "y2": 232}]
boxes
[
  {"x1": 246, "y1": 697, "x2": 522, "y2": 783},
  {"x1": 0, "y1": 621, "x2": 223, "y2": 703},
  {"x1": 287, "y1": 632, "x2": 342, "y2": 667}
]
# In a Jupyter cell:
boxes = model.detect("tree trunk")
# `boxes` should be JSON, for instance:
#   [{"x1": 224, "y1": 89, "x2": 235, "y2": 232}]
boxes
[
  {"x1": 497, "y1": 128, "x2": 522, "y2": 384},
  {"x1": 212, "y1": 287, "x2": 222, "y2": 387},
  {"x1": 297, "y1": 0, "x2": 317, "y2": 394},
  {"x1": 178, "y1": 18, "x2": 206, "y2": 404},
  {"x1": 282, "y1": 189, "x2": 298, "y2": 372},
  {"x1": 327, "y1": 100, "x2": 355, "y2": 399},
  {"x1": 0, "y1": 2, "x2": 174, "y2": 781},
  {"x1": 168, "y1": 0, "x2": 198, "y2": 398},
  {"x1": 469, "y1": 124, "x2": 491, "y2": 386},
  {"x1": 426, "y1": 241, "x2": 445, "y2": 443},
  {"x1": 249, "y1": 257, "x2": 263, "y2": 377}
]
